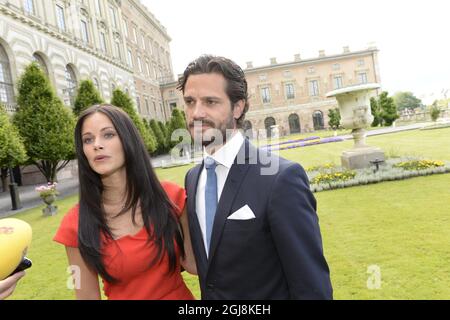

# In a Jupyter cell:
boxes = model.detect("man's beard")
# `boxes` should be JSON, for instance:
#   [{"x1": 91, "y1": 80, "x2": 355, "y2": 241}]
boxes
[{"x1": 189, "y1": 114, "x2": 235, "y2": 148}]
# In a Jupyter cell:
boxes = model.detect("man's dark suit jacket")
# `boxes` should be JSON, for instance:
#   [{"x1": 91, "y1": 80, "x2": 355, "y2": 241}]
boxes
[{"x1": 185, "y1": 138, "x2": 333, "y2": 299}]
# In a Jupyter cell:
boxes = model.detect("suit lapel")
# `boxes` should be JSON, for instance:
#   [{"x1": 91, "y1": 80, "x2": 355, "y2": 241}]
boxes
[
  {"x1": 186, "y1": 164, "x2": 208, "y2": 270},
  {"x1": 207, "y1": 139, "x2": 254, "y2": 265}
]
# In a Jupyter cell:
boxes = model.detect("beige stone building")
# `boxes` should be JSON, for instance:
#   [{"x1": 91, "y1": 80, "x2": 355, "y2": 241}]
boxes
[
  {"x1": 121, "y1": 0, "x2": 174, "y2": 122},
  {"x1": 161, "y1": 46, "x2": 381, "y2": 138},
  {"x1": 0, "y1": 0, "x2": 173, "y2": 122}
]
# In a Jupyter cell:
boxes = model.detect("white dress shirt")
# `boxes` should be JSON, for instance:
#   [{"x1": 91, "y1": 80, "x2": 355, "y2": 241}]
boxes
[{"x1": 196, "y1": 131, "x2": 245, "y2": 255}]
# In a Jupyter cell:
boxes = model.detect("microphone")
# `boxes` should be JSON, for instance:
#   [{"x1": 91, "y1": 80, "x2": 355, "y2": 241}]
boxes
[{"x1": 0, "y1": 218, "x2": 32, "y2": 280}]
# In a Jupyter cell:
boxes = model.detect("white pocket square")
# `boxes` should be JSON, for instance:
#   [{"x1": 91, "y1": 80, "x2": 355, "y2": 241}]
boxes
[{"x1": 228, "y1": 205, "x2": 256, "y2": 220}]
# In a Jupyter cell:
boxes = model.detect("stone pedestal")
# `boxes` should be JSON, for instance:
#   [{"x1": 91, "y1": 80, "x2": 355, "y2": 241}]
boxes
[
  {"x1": 326, "y1": 83, "x2": 385, "y2": 170},
  {"x1": 42, "y1": 205, "x2": 58, "y2": 216},
  {"x1": 341, "y1": 147, "x2": 385, "y2": 170}
]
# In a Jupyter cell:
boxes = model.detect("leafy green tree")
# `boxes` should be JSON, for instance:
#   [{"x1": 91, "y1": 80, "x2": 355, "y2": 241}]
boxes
[
  {"x1": 430, "y1": 101, "x2": 441, "y2": 122},
  {"x1": 159, "y1": 120, "x2": 171, "y2": 152},
  {"x1": 167, "y1": 108, "x2": 188, "y2": 148},
  {"x1": 379, "y1": 91, "x2": 399, "y2": 126},
  {"x1": 144, "y1": 119, "x2": 159, "y2": 155},
  {"x1": 13, "y1": 63, "x2": 75, "y2": 183},
  {"x1": 370, "y1": 97, "x2": 382, "y2": 127},
  {"x1": 393, "y1": 92, "x2": 423, "y2": 111},
  {"x1": 327, "y1": 108, "x2": 341, "y2": 131},
  {"x1": 158, "y1": 121, "x2": 168, "y2": 142},
  {"x1": 73, "y1": 79, "x2": 104, "y2": 116},
  {"x1": 0, "y1": 105, "x2": 28, "y2": 192},
  {"x1": 150, "y1": 119, "x2": 167, "y2": 154},
  {"x1": 111, "y1": 89, "x2": 156, "y2": 153}
]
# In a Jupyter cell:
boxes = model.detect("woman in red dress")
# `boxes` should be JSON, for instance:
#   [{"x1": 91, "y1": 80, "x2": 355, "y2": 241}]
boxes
[{"x1": 54, "y1": 104, "x2": 196, "y2": 300}]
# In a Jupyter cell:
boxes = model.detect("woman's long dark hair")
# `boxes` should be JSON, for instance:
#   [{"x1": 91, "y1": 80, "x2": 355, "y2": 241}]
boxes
[{"x1": 74, "y1": 104, "x2": 184, "y2": 283}]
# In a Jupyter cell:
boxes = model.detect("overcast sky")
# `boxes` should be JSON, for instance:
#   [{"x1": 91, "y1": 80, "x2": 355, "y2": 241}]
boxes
[{"x1": 143, "y1": 0, "x2": 449, "y2": 104}]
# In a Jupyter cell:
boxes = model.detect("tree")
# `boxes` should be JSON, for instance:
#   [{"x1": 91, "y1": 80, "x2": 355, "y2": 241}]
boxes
[
  {"x1": 13, "y1": 63, "x2": 75, "y2": 183},
  {"x1": 379, "y1": 91, "x2": 399, "y2": 126},
  {"x1": 393, "y1": 91, "x2": 424, "y2": 111},
  {"x1": 110, "y1": 89, "x2": 156, "y2": 154},
  {"x1": 167, "y1": 108, "x2": 187, "y2": 148},
  {"x1": 430, "y1": 101, "x2": 441, "y2": 122},
  {"x1": 0, "y1": 105, "x2": 28, "y2": 192},
  {"x1": 158, "y1": 121, "x2": 168, "y2": 142},
  {"x1": 370, "y1": 97, "x2": 383, "y2": 127},
  {"x1": 150, "y1": 119, "x2": 167, "y2": 154},
  {"x1": 160, "y1": 120, "x2": 171, "y2": 151},
  {"x1": 73, "y1": 79, "x2": 103, "y2": 116},
  {"x1": 327, "y1": 108, "x2": 341, "y2": 131}
]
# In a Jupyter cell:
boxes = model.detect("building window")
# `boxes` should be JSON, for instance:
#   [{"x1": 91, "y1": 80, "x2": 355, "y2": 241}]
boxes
[
  {"x1": 123, "y1": 19, "x2": 129, "y2": 37},
  {"x1": 148, "y1": 38, "x2": 153, "y2": 56},
  {"x1": 285, "y1": 83, "x2": 295, "y2": 100},
  {"x1": 81, "y1": 20, "x2": 89, "y2": 43},
  {"x1": 115, "y1": 41, "x2": 122, "y2": 59},
  {"x1": 56, "y1": 4, "x2": 66, "y2": 31},
  {"x1": 136, "y1": 96, "x2": 141, "y2": 113},
  {"x1": 32, "y1": 53, "x2": 49, "y2": 76},
  {"x1": 170, "y1": 102, "x2": 177, "y2": 111},
  {"x1": 127, "y1": 49, "x2": 133, "y2": 67},
  {"x1": 313, "y1": 111, "x2": 324, "y2": 130},
  {"x1": 358, "y1": 72, "x2": 368, "y2": 84},
  {"x1": 358, "y1": 59, "x2": 365, "y2": 67},
  {"x1": 64, "y1": 65, "x2": 77, "y2": 107},
  {"x1": 243, "y1": 120, "x2": 253, "y2": 139},
  {"x1": 333, "y1": 63, "x2": 340, "y2": 70},
  {"x1": 95, "y1": 0, "x2": 102, "y2": 15},
  {"x1": 100, "y1": 32, "x2": 107, "y2": 53},
  {"x1": 145, "y1": 99, "x2": 150, "y2": 114},
  {"x1": 334, "y1": 76, "x2": 343, "y2": 89},
  {"x1": 24, "y1": 0, "x2": 35, "y2": 15},
  {"x1": 132, "y1": 27, "x2": 137, "y2": 43},
  {"x1": 289, "y1": 113, "x2": 301, "y2": 134},
  {"x1": 309, "y1": 80, "x2": 319, "y2": 96},
  {"x1": 137, "y1": 57, "x2": 143, "y2": 74},
  {"x1": 0, "y1": 45, "x2": 15, "y2": 106},
  {"x1": 141, "y1": 34, "x2": 146, "y2": 50},
  {"x1": 264, "y1": 117, "x2": 276, "y2": 138},
  {"x1": 109, "y1": 6, "x2": 117, "y2": 29},
  {"x1": 261, "y1": 87, "x2": 271, "y2": 103},
  {"x1": 93, "y1": 78, "x2": 100, "y2": 93},
  {"x1": 145, "y1": 61, "x2": 150, "y2": 76},
  {"x1": 308, "y1": 66, "x2": 315, "y2": 74}
]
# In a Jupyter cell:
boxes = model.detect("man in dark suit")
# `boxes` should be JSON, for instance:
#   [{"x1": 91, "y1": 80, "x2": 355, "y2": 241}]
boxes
[{"x1": 178, "y1": 55, "x2": 333, "y2": 300}]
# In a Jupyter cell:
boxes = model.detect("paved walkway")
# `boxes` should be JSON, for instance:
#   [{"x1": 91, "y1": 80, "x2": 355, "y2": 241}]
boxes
[
  {"x1": 0, "y1": 122, "x2": 432, "y2": 219},
  {"x1": 0, "y1": 178, "x2": 79, "y2": 218}
]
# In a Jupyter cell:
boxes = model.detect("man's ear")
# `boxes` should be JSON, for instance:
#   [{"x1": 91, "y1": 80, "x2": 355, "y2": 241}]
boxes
[{"x1": 233, "y1": 100, "x2": 245, "y2": 121}]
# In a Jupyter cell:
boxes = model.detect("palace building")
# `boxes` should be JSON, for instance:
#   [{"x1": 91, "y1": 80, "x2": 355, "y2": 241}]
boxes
[
  {"x1": 161, "y1": 46, "x2": 381, "y2": 138},
  {"x1": 0, "y1": 0, "x2": 173, "y2": 121}
]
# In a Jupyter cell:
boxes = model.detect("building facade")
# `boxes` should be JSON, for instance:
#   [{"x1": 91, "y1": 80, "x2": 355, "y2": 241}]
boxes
[
  {"x1": 0, "y1": 0, "x2": 136, "y2": 111},
  {"x1": 0, "y1": 0, "x2": 175, "y2": 185},
  {"x1": 161, "y1": 46, "x2": 381, "y2": 139},
  {"x1": 121, "y1": 0, "x2": 174, "y2": 121},
  {"x1": 0, "y1": 0, "x2": 173, "y2": 122}
]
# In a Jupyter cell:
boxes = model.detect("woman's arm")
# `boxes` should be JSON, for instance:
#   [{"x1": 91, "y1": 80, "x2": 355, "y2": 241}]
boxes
[
  {"x1": 0, "y1": 271, "x2": 25, "y2": 300},
  {"x1": 65, "y1": 247, "x2": 101, "y2": 300},
  {"x1": 179, "y1": 208, "x2": 197, "y2": 275}
]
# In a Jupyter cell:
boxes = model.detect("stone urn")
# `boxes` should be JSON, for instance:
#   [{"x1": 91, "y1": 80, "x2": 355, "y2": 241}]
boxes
[
  {"x1": 326, "y1": 83, "x2": 385, "y2": 169},
  {"x1": 42, "y1": 195, "x2": 58, "y2": 216}
]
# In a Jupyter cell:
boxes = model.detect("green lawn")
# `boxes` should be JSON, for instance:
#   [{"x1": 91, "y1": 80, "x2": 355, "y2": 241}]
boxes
[{"x1": 8, "y1": 127, "x2": 450, "y2": 300}]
